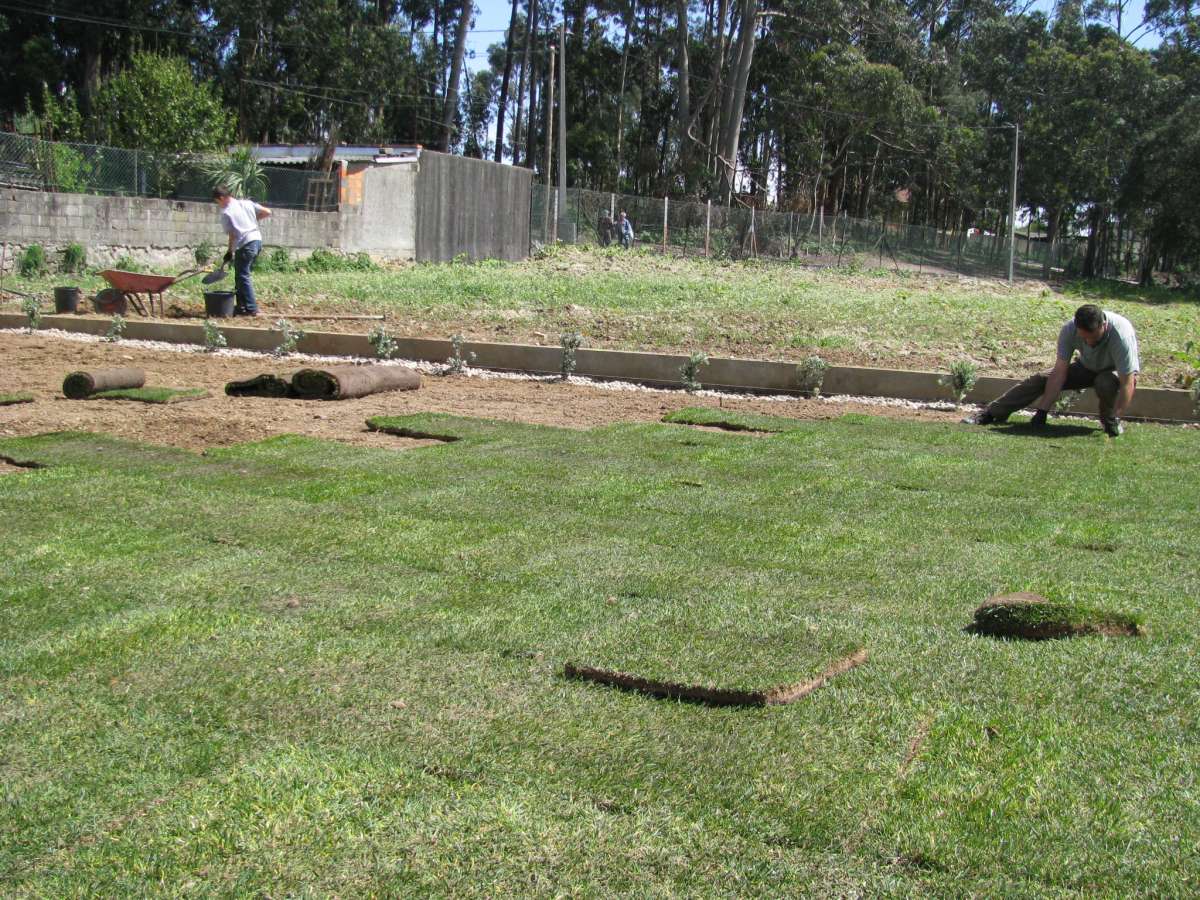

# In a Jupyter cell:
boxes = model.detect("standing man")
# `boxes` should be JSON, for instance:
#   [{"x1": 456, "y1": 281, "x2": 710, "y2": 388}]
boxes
[
  {"x1": 618, "y1": 211, "x2": 634, "y2": 249},
  {"x1": 212, "y1": 186, "x2": 271, "y2": 317},
  {"x1": 967, "y1": 304, "x2": 1138, "y2": 437}
]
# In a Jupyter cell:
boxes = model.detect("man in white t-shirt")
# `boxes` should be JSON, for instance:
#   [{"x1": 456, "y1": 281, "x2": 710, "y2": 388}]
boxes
[
  {"x1": 212, "y1": 186, "x2": 271, "y2": 317},
  {"x1": 966, "y1": 304, "x2": 1139, "y2": 437}
]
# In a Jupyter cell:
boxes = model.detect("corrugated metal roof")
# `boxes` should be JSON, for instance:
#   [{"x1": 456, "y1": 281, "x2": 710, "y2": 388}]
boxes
[{"x1": 245, "y1": 145, "x2": 422, "y2": 165}]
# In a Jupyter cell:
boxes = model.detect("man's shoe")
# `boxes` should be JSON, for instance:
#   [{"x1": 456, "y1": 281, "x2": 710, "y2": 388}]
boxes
[
  {"x1": 1102, "y1": 417, "x2": 1124, "y2": 437},
  {"x1": 1029, "y1": 409, "x2": 1048, "y2": 428},
  {"x1": 963, "y1": 410, "x2": 997, "y2": 425}
]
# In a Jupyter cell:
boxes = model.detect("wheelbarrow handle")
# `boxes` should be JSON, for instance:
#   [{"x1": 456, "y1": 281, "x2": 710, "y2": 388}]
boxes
[{"x1": 173, "y1": 267, "x2": 205, "y2": 283}]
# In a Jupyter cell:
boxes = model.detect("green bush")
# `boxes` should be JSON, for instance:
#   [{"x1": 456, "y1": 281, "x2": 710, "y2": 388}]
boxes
[
  {"x1": 193, "y1": 239, "x2": 216, "y2": 267},
  {"x1": 113, "y1": 254, "x2": 142, "y2": 273},
  {"x1": 61, "y1": 243, "x2": 87, "y2": 274},
  {"x1": 941, "y1": 359, "x2": 978, "y2": 404},
  {"x1": 18, "y1": 245, "x2": 47, "y2": 277},
  {"x1": 301, "y1": 248, "x2": 378, "y2": 273},
  {"x1": 257, "y1": 247, "x2": 295, "y2": 273}
]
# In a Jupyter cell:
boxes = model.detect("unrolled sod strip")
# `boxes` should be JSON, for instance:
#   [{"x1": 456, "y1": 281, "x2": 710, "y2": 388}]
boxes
[
  {"x1": 564, "y1": 648, "x2": 869, "y2": 707},
  {"x1": 291, "y1": 365, "x2": 421, "y2": 400},
  {"x1": 62, "y1": 368, "x2": 145, "y2": 400}
]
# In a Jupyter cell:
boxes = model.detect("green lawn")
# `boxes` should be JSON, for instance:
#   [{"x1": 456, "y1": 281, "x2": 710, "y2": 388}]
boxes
[
  {"x1": 8, "y1": 247, "x2": 1200, "y2": 385},
  {"x1": 2, "y1": 413, "x2": 1197, "y2": 895}
]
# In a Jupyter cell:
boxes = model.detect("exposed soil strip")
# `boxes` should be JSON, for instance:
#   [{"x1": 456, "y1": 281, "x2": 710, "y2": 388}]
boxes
[
  {"x1": 62, "y1": 368, "x2": 145, "y2": 399},
  {"x1": 563, "y1": 648, "x2": 868, "y2": 707},
  {"x1": 0, "y1": 454, "x2": 46, "y2": 471},
  {"x1": 898, "y1": 713, "x2": 935, "y2": 777},
  {"x1": 365, "y1": 421, "x2": 460, "y2": 443},
  {"x1": 291, "y1": 365, "x2": 421, "y2": 400}
]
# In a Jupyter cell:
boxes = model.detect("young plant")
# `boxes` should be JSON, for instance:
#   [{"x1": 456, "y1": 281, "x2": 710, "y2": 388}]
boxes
[
  {"x1": 1173, "y1": 341, "x2": 1200, "y2": 412},
  {"x1": 796, "y1": 355, "x2": 828, "y2": 397},
  {"x1": 680, "y1": 351, "x2": 709, "y2": 393},
  {"x1": 272, "y1": 319, "x2": 306, "y2": 358},
  {"x1": 369, "y1": 325, "x2": 399, "y2": 360},
  {"x1": 18, "y1": 245, "x2": 47, "y2": 278},
  {"x1": 61, "y1": 243, "x2": 87, "y2": 274},
  {"x1": 202, "y1": 319, "x2": 227, "y2": 352},
  {"x1": 560, "y1": 331, "x2": 583, "y2": 380},
  {"x1": 193, "y1": 239, "x2": 215, "y2": 267},
  {"x1": 113, "y1": 254, "x2": 141, "y2": 273},
  {"x1": 941, "y1": 359, "x2": 978, "y2": 404},
  {"x1": 21, "y1": 296, "x2": 41, "y2": 332},
  {"x1": 1054, "y1": 389, "x2": 1082, "y2": 414},
  {"x1": 443, "y1": 334, "x2": 476, "y2": 375},
  {"x1": 103, "y1": 315, "x2": 126, "y2": 343}
]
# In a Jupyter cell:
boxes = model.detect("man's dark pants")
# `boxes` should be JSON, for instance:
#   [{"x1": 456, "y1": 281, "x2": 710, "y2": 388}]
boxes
[
  {"x1": 234, "y1": 240, "x2": 262, "y2": 315},
  {"x1": 986, "y1": 361, "x2": 1120, "y2": 421}
]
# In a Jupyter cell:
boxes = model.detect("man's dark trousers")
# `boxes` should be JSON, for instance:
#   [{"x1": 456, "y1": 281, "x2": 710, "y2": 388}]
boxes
[{"x1": 986, "y1": 361, "x2": 1120, "y2": 421}]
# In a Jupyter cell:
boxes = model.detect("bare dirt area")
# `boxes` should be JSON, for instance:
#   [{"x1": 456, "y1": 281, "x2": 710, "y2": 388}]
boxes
[{"x1": 0, "y1": 330, "x2": 966, "y2": 453}]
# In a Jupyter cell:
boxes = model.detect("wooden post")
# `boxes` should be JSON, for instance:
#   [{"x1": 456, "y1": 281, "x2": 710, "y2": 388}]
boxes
[
  {"x1": 705, "y1": 200, "x2": 712, "y2": 258},
  {"x1": 662, "y1": 196, "x2": 669, "y2": 253}
]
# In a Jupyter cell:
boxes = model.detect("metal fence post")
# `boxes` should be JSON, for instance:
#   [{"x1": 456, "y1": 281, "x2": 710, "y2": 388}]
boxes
[
  {"x1": 705, "y1": 201, "x2": 712, "y2": 258},
  {"x1": 662, "y1": 196, "x2": 668, "y2": 253}
]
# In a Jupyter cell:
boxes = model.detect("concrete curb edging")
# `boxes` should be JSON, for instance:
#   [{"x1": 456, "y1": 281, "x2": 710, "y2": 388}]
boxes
[{"x1": 3, "y1": 313, "x2": 1196, "y2": 422}]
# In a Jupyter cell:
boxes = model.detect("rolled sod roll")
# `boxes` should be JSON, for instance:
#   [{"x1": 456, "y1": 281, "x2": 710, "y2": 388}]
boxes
[
  {"x1": 62, "y1": 368, "x2": 145, "y2": 399},
  {"x1": 224, "y1": 371, "x2": 300, "y2": 398},
  {"x1": 291, "y1": 365, "x2": 421, "y2": 401}
]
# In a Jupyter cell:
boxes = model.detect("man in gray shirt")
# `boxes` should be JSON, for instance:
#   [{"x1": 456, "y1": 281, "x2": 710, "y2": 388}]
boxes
[{"x1": 967, "y1": 304, "x2": 1139, "y2": 437}]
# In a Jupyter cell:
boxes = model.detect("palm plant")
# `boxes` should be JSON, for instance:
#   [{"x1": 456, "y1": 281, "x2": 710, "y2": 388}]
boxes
[{"x1": 200, "y1": 146, "x2": 268, "y2": 200}]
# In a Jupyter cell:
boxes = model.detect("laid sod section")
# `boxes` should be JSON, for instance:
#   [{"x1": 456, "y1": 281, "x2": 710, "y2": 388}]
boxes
[
  {"x1": 91, "y1": 387, "x2": 210, "y2": 404},
  {"x1": 1, "y1": 418, "x2": 1198, "y2": 895},
  {"x1": 969, "y1": 592, "x2": 1143, "y2": 640},
  {"x1": 0, "y1": 392, "x2": 34, "y2": 405},
  {"x1": 662, "y1": 406, "x2": 803, "y2": 432},
  {"x1": 366, "y1": 411, "x2": 535, "y2": 444}
]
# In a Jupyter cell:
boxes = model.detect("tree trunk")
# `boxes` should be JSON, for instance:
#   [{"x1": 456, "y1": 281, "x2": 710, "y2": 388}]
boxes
[
  {"x1": 675, "y1": 0, "x2": 692, "y2": 187},
  {"x1": 494, "y1": 0, "x2": 521, "y2": 162},
  {"x1": 524, "y1": 0, "x2": 541, "y2": 168},
  {"x1": 442, "y1": 0, "x2": 473, "y2": 152},
  {"x1": 615, "y1": 0, "x2": 633, "y2": 190},
  {"x1": 716, "y1": 0, "x2": 758, "y2": 202},
  {"x1": 514, "y1": 0, "x2": 533, "y2": 166}
]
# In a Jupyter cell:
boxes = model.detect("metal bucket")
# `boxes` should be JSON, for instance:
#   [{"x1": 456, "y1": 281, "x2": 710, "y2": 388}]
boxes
[
  {"x1": 203, "y1": 291, "x2": 236, "y2": 318},
  {"x1": 54, "y1": 286, "x2": 81, "y2": 314}
]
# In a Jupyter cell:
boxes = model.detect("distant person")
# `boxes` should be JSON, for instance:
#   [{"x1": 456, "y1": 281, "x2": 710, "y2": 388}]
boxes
[
  {"x1": 212, "y1": 186, "x2": 271, "y2": 317},
  {"x1": 965, "y1": 304, "x2": 1138, "y2": 437},
  {"x1": 598, "y1": 211, "x2": 614, "y2": 246},
  {"x1": 617, "y1": 210, "x2": 634, "y2": 249}
]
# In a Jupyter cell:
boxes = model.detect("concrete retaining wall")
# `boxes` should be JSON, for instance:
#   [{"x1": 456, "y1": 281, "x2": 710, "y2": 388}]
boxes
[
  {"x1": 339, "y1": 164, "x2": 417, "y2": 260},
  {"x1": 3, "y1": 313, "x2": 1196, "y2": 422},
  {"x1": 415, "y1": 152, "x2": 532, "y2": 262},
  {"x1": 1, "y1": 188, "x2": 341, "y2": 269}
]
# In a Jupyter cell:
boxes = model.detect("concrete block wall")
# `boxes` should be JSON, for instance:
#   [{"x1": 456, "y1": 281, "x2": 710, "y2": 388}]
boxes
[
  {"x1": 1, "y1": 188, "x2": 340, "y2": 269},
  {"x1": 339, "y1": 164, "x2": 417, "y2": 260}
]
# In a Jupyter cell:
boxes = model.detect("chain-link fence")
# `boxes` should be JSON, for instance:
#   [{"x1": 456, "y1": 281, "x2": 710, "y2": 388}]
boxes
[
  {"x1": 0, "y1": 132, "x2": 337, "y2": 211},
  {"x1": 533, "y1": 184, "x2": 1090, "y2": 280}
]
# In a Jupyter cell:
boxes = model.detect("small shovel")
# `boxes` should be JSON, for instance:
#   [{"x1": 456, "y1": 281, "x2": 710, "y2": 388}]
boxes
[{"x1": 202, "y1": 265, "x2": 229, "y2": 285}]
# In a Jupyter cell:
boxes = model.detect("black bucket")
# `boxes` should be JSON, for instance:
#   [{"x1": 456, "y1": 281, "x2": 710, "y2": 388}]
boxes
[
  {"x1": 54, "y1": 286, "x2": 81, "y2": 314},
  {"x1": 203, "y1": 291, "x2": 236, "y2": 318}
]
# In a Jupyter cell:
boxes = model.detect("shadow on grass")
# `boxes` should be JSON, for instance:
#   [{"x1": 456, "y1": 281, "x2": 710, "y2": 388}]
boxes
[
  {"x1": 992, "y1": 422, "x2": 1097, "y2": 438},
  {"x1": 1062, "y1": 277, "x2": 1200, "y2": 306}
]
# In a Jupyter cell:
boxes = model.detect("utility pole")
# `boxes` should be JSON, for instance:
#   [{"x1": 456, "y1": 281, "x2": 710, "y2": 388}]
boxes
[
  {"x1": 1007, "y1": 122, "x2": 1020, "y2": 283},
  {"x1": 543, "y1": 40, "x2": 555, "y2": 242},
  {"x1": 556, "y1": 22, "x2": 568, "y2": 240}
]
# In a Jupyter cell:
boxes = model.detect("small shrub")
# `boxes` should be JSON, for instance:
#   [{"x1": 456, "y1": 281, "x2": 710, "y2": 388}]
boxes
[
  {"x1": 680, "y1": 351, "x2": 709, "y2": 393},
  {"x1": 369, "y1": 325, "x2": 399, "y2": 360},
  {"x1": 1173, "y1": 341, "x2": 1200, "y2": 412},
  {"x1": 1054, "y1": 389, "x2": 1082, "y2": 414},
  {"x1": 796, "y1": 355, "x2": 828, "y2": 397},
  {"x1": 18, "y1": 245, "x2": 47, "y2": 277},
  {"x1": 103, "y1": 315, "x2": 126, "y2": 343},
  {"x1": 202, "y1": 319, "x2": 227, "y2": 352},
  {"x1": 301, "y1": 248, "x2": 378, "y2": 273},
  {"x1": 193, "y1": 239, "x2": 216, "y2": 267},
  {"x1": 21, "y1": 296, "x2": 42, "y2": 332},
  {"x1": 113, "y1": 254, "x2": 142, "y2": 273},
  {"x1": 61, "y1": 243, "x2": 87, "y2": 274},
  {"x1": 941, "y1": 359, "x2": 978, "y2": 404},
  {"x1": 443, "y1": 333, "x2": 476, "y2": 375},
  {"x1": 560, "y1": 331, "x2": 583, "y2": 380},
  {"x1": 272, "y1": 319, "x2": 306, "y2": 357},
  {"x1": 257, "y1": 247, "x2": 294, "y2": 273}
]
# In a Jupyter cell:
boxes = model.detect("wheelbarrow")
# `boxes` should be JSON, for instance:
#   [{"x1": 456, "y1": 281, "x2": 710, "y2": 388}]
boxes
[{"x1": 94, "y1": 267, "x2": 205, "y2": 317}]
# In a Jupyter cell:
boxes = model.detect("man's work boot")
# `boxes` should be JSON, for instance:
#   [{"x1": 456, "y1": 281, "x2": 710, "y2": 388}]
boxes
[
  {"x1": 1029, "y1": 409, "x2": 1048, "y2": 428},
  {"x1": 1102, "y1": 417, "x2": 1124, "y2": 437}
]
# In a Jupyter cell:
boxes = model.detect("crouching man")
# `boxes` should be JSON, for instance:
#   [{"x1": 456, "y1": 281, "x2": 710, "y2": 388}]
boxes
[{"x1": 967, "y1": 304, "x2": 1138, "y2": 437}]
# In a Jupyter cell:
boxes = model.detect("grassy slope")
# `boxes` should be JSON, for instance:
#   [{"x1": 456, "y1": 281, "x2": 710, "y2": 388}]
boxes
[
  {"x1": 8, "y1": 248, "x2": 1199, "y2": 385},
  {"x1": 1, "y1": 415, "x2": 1197, "y2": 895}
]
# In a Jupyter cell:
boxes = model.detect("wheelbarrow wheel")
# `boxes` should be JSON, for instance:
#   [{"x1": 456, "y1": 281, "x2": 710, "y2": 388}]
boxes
[{"x1": 93, "y1": 288, "x2": 129, "y2": 315}]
